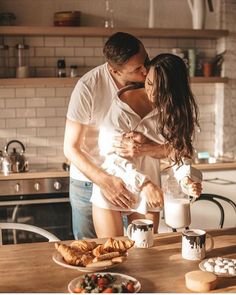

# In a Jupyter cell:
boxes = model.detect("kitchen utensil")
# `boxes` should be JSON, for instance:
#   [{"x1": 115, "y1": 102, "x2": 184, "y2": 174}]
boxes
[
  {"x1": 187, "y1": 0, "x2": 206, "y2": 29},
  {"x1": 2, "y1": 140, "x2": 29, "y2": 173}
]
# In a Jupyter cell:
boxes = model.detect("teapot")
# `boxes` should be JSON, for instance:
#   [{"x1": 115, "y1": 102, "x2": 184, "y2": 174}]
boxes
[{"x1": 2, "y1": 140, "x2": 29, "y2": 174}]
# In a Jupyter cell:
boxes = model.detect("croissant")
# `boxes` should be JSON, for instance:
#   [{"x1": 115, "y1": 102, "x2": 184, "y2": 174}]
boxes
[
  {"x1": 80, "y1": 253, "x2": 94, "y2": 266},
  {"x1": 103, "y1": 238, "x2": 135, "y2": 253},
  {"x1": 70, "y1": 240, "x2": 97, "y2": 252},
  {"x1": 55, "y1": 242, "x2": 83, "y2": 266},
  {"x1": 92, "y1": 244, "x2": 108, "y2": 257}
]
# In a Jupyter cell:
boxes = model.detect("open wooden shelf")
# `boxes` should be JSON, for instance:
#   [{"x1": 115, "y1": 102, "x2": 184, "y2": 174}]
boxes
[
  {"x1": 0, "y1": 76, "x2": 228, "y2": 86},
  {"x1": 0, "y1": 77, "x2": 78, "y2": 86},
  {"x1": 0, "y1": 26, "x2": 229, "y2": 39}
]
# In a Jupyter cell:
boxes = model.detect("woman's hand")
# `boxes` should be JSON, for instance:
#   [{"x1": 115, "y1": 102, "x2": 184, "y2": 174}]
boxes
[
  {"x1": 112, "y1": 132, "x2": 149, "y2": 158},
  {"x1": 141, "y1": 181, "x2": 164, "y2": 209},
  {"x1": 112, "y1": 131, "x2": 169, "y2": 159},
  {"x1": 181, "y1": 176, "x2": 202, "y2": 198}
]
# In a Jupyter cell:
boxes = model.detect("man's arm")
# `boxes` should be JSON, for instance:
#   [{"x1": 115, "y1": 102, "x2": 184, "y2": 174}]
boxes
[
  {"x1": 64, "y1": 118, "x2": 136, "y2": 208},
  {"x1": 112, "y1": 131, "x2": 169, "y2": 159}
]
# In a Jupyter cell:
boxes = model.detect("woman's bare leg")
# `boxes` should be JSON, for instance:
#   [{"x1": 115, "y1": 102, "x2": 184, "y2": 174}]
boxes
[
  {"x1": 92, "y1": 205, "x2": 124, "y2": 238},
  {"x1": 127, "y1": 212, "x2": 160, "y2": 233}
]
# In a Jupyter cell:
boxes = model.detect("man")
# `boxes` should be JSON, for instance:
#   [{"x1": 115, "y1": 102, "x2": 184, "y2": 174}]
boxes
[{"x1": 64, "y1": 32, "x2": 168, "y2": 239}]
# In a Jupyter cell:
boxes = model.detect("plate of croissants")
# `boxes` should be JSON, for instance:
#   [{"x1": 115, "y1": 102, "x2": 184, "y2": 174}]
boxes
[{"x1": 53, "y1": 238, "x2": 135, "y2": 272}]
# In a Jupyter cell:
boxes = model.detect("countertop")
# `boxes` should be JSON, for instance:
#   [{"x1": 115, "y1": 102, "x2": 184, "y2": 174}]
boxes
[
  {"x1": 0, "y1": 170, "x2": 69, "y2": 180},
  {"x1": 0, "y1": 162, "x2": 236, "y2": 180},
  {"x1": 192, "y1": 161, "x2": 236, "y2": 171}
]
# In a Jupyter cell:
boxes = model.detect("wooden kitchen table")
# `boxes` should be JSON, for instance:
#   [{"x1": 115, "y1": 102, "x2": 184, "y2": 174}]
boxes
[{"x1": 0, "y1": 228, "x2": 235, "y2": 293}]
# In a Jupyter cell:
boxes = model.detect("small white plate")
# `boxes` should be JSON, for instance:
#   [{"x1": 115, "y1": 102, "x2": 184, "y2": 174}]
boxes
[
  {"x1": 52, "y1": 252, "x2": 126, "y2": 273},
  {"x1": 68, "y1": 272, "x2": 141, "y2": 293},
  {"x1": 199, "y1": 257, "x2": 236, "y2": 277}
]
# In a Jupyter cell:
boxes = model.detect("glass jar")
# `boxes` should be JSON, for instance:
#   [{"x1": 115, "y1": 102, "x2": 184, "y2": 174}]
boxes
[
  {"x1": 0, "y1": 44, "x2": 9, "y2": 78},
  {"x1": 57, "y1": 59, "x2": 66, "y2": 77},
  {"x1": 70, "y1": 65, "x2": 78, "y2": 77},
  {"x1": 15, "y1": 44, "x2": 30, "y2": 78}
]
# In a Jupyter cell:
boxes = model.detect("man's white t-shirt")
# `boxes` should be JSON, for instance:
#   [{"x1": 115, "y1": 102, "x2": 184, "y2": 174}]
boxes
[{"x1": 66, "y1": 63, "x2": 118, "y2": 181}]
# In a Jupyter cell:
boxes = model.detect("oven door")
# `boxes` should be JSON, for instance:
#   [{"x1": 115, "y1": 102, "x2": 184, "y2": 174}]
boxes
[{"x1": 0, "y1": 193, "x2": 73, "y2": 244}]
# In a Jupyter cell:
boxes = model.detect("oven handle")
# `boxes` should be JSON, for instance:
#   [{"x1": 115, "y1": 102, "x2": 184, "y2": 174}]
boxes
[{"x1": 0, "y1": 198, "x2": 69, "y2": 206}]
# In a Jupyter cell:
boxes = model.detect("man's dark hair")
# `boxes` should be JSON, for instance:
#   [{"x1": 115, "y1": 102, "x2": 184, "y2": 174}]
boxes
[{"x1": 103, "y1": 32, "x2": 141, "y2": 66}]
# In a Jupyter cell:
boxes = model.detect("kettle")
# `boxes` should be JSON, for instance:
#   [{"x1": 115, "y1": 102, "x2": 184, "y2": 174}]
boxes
[{"x1": 2, "y1": 140, "x2": 29, "y2": 173}]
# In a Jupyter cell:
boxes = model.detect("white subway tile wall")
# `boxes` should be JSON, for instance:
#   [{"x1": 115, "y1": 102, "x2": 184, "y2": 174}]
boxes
[
  {"x1": 214, "y1": 0, "x2": 236, "y2": 157},
  {"x1": 0, "y1": 22, "x2": 234, "y2": 164}
]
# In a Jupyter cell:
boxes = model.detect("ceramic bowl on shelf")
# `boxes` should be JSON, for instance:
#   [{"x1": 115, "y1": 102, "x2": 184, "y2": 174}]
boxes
[{"x1": 53, "y1": 11, "x2": 81, "y2": 26}]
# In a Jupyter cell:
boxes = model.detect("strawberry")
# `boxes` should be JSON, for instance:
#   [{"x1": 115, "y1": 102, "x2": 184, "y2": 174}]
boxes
[{"x1": 102, "y1": 287, "x2": 113, "y2": 293}]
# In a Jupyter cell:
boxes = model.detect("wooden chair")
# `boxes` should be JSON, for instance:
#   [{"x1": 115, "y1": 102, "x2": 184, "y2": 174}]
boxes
[
  {"x1": 0, "y1": 222, "x2": 60, "y2": 245},
  {"x1": 194, "y1": 193, "x2": 236, "y2": 228}
]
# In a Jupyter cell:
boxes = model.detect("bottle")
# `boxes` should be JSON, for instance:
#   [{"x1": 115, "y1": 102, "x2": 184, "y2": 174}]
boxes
[
  {"x1": 15, "y1": 44, "x2": 30, "y2": 78},
  {"x1": 188, "y1": 49, "x2": 196, "y2": 77},
  {"x1": 57, "y1": 59, "x2": 66, "y2": 77},
  {"x1": 163, "y1": 173, "x2": 191, "y2": 229},
  {"x1": 148, "y1": 0, "x2": 155, "y2": 28},
  {"x1": 104, "y1": 0, "x2": 114, "y2": 28},
  {"x1": 70, "y1": 65, "x2": 78, "y2": 77},
  {"x1": 0, "y1": 44, "x2": 9, "y2": 78}
]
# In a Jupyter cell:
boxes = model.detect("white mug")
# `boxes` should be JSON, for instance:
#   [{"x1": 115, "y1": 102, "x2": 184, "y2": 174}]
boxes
[
  {"x1": 182, "y1": 229, "x2": 214, "y2": 261},
  {"x1": 127, "y1": 219, "x2": 154, "y2": 248}
]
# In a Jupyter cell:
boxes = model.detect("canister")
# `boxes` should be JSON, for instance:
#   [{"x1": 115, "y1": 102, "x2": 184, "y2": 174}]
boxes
[{"x1": 15, "y1": 43, "x2": 30, "y2": 78}]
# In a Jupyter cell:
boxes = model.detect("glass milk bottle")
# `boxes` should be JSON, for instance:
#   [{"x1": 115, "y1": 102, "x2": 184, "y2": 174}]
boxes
[{"x1": 163, "y1": 173, "x2": 191, "y2": 229}]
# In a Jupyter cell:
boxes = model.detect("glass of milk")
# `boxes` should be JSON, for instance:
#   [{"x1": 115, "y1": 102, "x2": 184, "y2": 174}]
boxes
[
  {"x1": 164, "y1": 193, "x2": 191, "y2": 229},
  {"x1": 163, "y1": 175, "x2": 191, "y2": 229}
]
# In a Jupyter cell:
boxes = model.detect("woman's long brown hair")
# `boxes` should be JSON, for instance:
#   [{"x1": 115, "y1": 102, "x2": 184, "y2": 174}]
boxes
[{"x1": 150, "y1": 53, "x2": 199, "y2": 165}]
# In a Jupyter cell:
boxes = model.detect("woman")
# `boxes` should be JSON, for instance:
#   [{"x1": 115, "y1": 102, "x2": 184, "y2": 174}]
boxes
[{"x1": 91, "y1": 53, "x2": 202, "y2": 238}]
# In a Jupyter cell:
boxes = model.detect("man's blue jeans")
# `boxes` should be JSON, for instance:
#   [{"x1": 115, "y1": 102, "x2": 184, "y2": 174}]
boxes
[
  {"x1": 69, "y1": 178, "x2": 97, "y2": 239},
  {"x1": 69, "y1": 177, "x2": 128, "y2": 239}
]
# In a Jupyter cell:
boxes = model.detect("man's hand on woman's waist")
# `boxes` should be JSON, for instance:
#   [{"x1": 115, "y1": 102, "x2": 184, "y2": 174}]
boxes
[{"x1": 100, "y1": 173, "x2": 136, "y2": 209}]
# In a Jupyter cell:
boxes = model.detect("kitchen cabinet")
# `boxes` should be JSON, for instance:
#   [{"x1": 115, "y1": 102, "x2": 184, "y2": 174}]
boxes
[{"x1": 191, "y1": 169, "x2": 236, "y2": 229}]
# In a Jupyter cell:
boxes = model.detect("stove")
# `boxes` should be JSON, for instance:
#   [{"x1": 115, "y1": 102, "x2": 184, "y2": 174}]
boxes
[
  {"x1": 0, "y1": 177, "x2": 69, "y2": 197},
  {"x1": 0, "y1": 163, "x2": 69, "y2": 197},
  {"x1": 0, "y1": 163, "x2": 73, "y2": 243}
]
